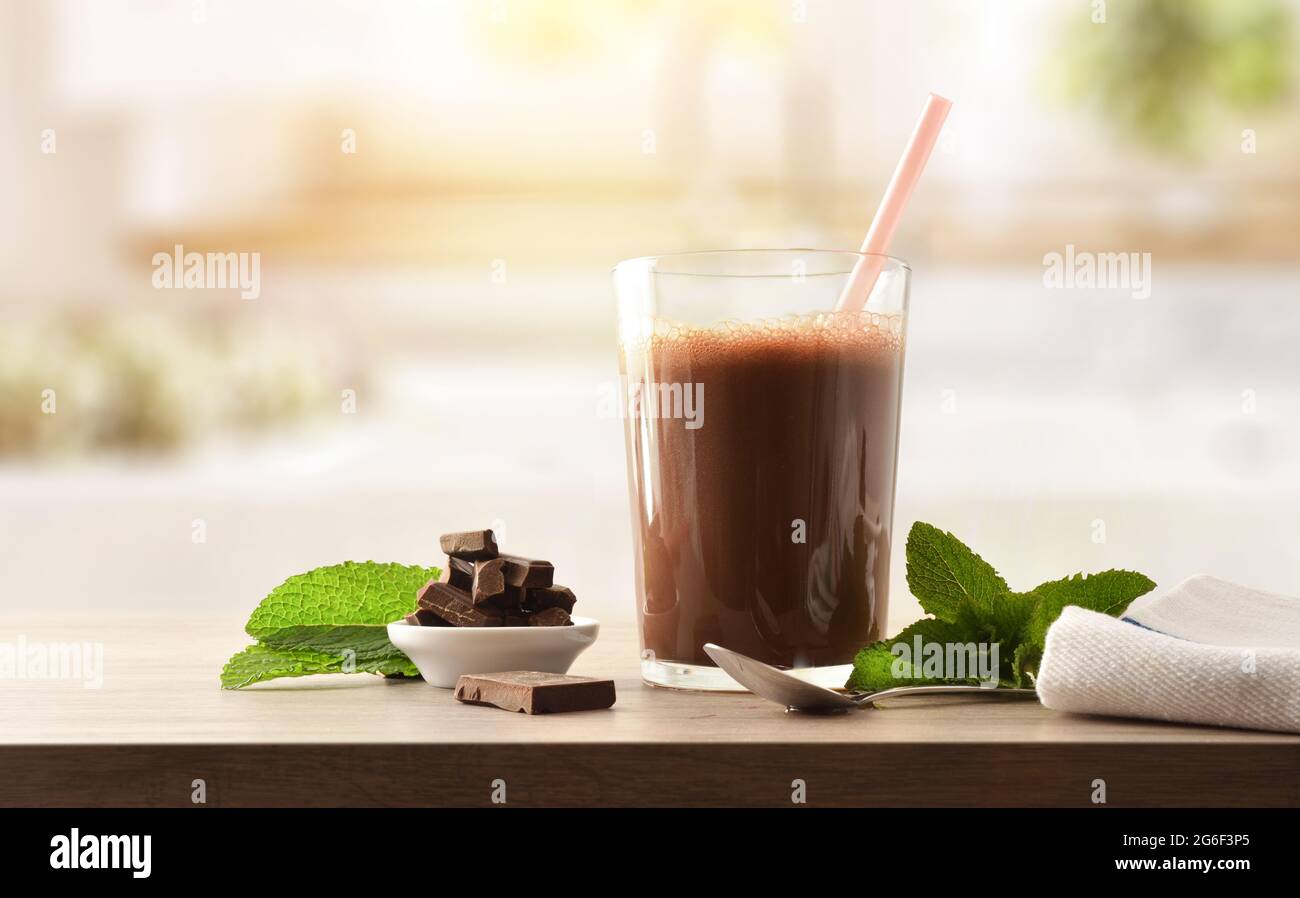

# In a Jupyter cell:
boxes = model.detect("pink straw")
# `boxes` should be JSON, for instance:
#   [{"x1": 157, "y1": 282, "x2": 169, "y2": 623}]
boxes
[{"x1": 836, "y1": 92, "x2": 952, "y2": 313}]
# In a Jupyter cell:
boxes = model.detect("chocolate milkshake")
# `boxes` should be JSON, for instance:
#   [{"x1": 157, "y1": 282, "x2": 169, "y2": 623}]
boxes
[{"x1": 620, "y1": 309, "x2": 905, "y2": 670}]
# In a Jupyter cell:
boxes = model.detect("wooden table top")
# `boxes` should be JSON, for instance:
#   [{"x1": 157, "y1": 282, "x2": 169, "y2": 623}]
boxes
[{"x1": 3, "y1": 617, "x2": 1297, "y2": 807}]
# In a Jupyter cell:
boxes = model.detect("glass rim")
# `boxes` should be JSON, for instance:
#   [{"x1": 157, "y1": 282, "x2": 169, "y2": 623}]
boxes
[{"x1": 611, "y1": 248, "x2": 910, "y2": 278}]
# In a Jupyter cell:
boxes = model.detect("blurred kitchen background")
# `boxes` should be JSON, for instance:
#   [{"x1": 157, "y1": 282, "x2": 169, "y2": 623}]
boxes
[{"x1": 2, "y1": 0, "x2": 1299, "y2": 628}]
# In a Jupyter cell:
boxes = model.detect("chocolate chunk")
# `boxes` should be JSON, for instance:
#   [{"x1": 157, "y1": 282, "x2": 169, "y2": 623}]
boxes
[
  {"x1": 417, "y1": 580, "x2": 501, "y2": 627},
  {"x1": 522, "y1": 585, "x2": 577, "y2": 614},
  {"x1": 439, "y1": 529, "x2": 499, "y2": 561},
  {"x1": 498, "y1": 554, "x2": 554, "y2": 589},
  {"x1": 528, "y1": 606, "x2": 572, "y2": 627},
  {"x1": 417, "y1": 578, "x2": 465, "y2": 606},
  {"x1": 470, "y1": 557, "x2": 520, "y2": 611},
  {"x1": 502, "y1": 614, "x2": 531, "y2": 627},
  {"x1": 454, "y1": 672, "x2": 616, "y2": 714},
  {"x1": 404, "y1": 608, "x2": 450, "y2": 627},
  {"x1": 438, "y1": 556, "x2": 474, "y2": 590},
  {"x1": 471, "y1": 559, "x2": 506, "y2": 600}
]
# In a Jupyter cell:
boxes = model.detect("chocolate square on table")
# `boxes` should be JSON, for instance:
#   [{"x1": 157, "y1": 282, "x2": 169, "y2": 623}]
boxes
[
  {"x1": 454, "y1": 671, "x2": 616, "y2": 714},
  {"x1": 417, "y1": 580, "x2": 502, "y2": 628}
]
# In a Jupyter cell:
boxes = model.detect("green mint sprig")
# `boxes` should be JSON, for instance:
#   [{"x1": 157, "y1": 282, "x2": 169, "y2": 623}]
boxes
[{"x1": 847, "y1": 522, "x2": 1155, "y2": 692}]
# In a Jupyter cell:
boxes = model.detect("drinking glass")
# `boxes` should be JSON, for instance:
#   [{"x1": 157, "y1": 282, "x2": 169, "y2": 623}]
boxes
[{"x1": 613, "y1": 249, "x2": 910, "y2": 689}]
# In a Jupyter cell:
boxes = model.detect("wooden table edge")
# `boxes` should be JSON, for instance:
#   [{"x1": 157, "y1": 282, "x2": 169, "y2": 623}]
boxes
[{"x1": 3, "y1": 741, "x2": 1297, "y2": 808}]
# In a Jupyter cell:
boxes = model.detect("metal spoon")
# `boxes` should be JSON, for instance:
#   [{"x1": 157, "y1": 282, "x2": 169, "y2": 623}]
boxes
[{"x1": 703, "y1": 643, "x2": 1038, "y2": 713}]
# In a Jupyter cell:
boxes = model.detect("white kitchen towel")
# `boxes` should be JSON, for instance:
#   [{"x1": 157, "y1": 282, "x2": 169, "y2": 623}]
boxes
[
  {"x1": 1035, "y1": 575, "x2": 1300, "y2": 734},
  {"x1": 1124, "y1": 575, "x2": 1300, "y2": 647}
]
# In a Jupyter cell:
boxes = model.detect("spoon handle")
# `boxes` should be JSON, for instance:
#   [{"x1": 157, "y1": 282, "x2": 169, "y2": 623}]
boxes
[{"x1": 852, "y1": 685, "x2": 1038, "y2": 706}]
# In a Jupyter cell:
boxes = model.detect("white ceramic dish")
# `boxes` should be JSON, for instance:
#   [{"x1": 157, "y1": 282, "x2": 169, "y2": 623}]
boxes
[{"x1": 387, "y1": 616, "x2": 600, "y2": 688}]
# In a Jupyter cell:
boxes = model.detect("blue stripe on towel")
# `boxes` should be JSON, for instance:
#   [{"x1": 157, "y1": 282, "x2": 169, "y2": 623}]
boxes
[{"x1": 1121, "y1": 616, "x2": 1174, "y2": 637}]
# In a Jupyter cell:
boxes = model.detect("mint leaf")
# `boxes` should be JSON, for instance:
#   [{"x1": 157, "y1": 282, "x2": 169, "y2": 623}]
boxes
[
  {"x1": 905, "y1": 522, "x2": 1009, "y2": 624},
  {"x1": 1023, "y1": 570, "x2": 1156, "y2": 642},
  {"x1": 220, "y1": 643, "x2": 418, "y2": 689},
  {"x1": 1013, "y1": 569, "x2": 1156, "y2": 682},
  {"x1": 1011, "y1": 642, "x2": 1033, "y2": 687},
  {"x1": 257, "y1": 625, "x2": 411, "y2": 663},
  {"x1": 246, "y1": 561, "x2": 439, "y2": 637},
  {"x1": 847, "y1": 617, "x2": 983, "y2": 692},
  {"x1": 223, "y1": 561, "x2": 438, "y2": 689},
  {"x1": 955, "y1": 589, "x2": 1037, "y2": 648}
]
